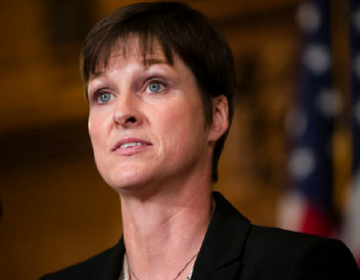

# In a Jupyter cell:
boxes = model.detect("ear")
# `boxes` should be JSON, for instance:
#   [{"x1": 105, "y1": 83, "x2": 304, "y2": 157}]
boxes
[{"x1": 208, "y1": 95, "x2": 229, "y2": 142}]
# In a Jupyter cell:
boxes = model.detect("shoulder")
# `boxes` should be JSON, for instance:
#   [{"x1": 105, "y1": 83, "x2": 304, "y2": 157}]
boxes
[
  {"x1": 246, "y1": 224, "x2": 335, "y2": 252},
  {"x1": 211, "y1": 192, "x2": 359, "y2": 279},
  {"x1": 39, "y1": 242, "x2": 123, "y2": 280},
  {"x1": 242, "y1": 225, "x2": 360, "y2": 280}
]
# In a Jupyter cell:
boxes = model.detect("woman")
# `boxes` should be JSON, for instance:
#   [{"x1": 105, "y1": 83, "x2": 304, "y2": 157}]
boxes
[{"x1": 41, "y1": 2, "x2": 360, "y2": 280}]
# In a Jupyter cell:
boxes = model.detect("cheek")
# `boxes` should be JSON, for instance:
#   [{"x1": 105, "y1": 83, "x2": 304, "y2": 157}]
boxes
[
  {"x1": 88, "y1": 110, "x2": 111, "y2": 153},
  {"x1": 88, "y1": 114, "x2": 111, "y2": 179},
  {"x1": 156, "y1": 104, "x2": 206, "y2": 151},
  {"x1": 88, "y1": 118, "x2": 101, "y2": 148}
]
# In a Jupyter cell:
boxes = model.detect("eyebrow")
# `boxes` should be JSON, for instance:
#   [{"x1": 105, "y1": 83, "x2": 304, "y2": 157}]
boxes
[{"x1": 90, "y1": 58, "x2": 171, "y2": 80}]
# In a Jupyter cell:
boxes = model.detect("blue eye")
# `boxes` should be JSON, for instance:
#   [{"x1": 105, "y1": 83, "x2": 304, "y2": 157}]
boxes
[
  {"x1": 98, "y1": 93, "x2": 111, "y2": 103},
  {"x1": 147, "y1": 82, "x2": 164, "y2": 93}
]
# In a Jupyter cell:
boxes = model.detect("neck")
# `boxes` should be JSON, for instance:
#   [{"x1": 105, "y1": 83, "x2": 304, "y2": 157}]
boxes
[{"x1": 119, "y1": 178, "x2": 214, "y2": 280}]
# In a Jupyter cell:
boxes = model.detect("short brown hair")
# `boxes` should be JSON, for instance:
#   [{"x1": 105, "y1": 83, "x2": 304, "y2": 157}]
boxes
[{"x1": 81, "y1": 2, "x2": 236, "y2": 182}]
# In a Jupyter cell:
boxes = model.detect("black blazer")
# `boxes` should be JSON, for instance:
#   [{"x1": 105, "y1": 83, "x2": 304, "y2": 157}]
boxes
[{"x1": 41, "y1": 192, "x2": 360, "y2": 280}]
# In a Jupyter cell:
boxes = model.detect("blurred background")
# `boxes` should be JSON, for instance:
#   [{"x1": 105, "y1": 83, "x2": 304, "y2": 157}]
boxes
[{"x1": 0, "y1": 0, "x2": 359, "y2": 279}]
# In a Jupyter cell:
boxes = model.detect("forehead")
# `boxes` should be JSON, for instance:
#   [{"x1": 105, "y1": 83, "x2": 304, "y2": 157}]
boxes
[{"x1": 90, "y1": 36, "x2": 174, "y2": 78}]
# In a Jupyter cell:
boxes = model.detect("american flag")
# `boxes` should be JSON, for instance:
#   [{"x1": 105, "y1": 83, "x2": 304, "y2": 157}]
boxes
[
  {"x1": 279, "y1": 0, "x2": 360, "y2": 268},
  {"x1": 343, "y1": 0, "x2": 360, "y2": 267},
  {"x1": 279, "y1": 0, "x2": 338, "y2": 237}
]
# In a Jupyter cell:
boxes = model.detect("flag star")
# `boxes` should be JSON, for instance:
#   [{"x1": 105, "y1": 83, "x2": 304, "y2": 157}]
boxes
[
  {"x1": 315, "y1": 88, "x2": 341, "y2": 118},
  {"x1": 289, "y1": 148, "x2": 316, "y2": 181},
  {"x1": 297, "y1": 3, "x2": 321, "y2": 33},
  {"x1": 351, "y1": 9, "x2": 360, "y2": 34},
  {"x1": 303, "y1": 45, "x2": 331, "y2": 75}
]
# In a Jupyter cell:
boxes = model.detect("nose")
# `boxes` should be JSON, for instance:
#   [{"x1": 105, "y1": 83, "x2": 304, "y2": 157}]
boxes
[{"x1": 113, "y1": 93, "x2": 143, "y2": 128}]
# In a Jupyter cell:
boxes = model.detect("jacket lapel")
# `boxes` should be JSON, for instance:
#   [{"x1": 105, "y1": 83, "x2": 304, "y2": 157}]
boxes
[
  {"x1": 191, "y1": 192, "x2": 251, "y2": 280},
  {"x1": 97, "y1": 237, "x2": 125, "y2": 280}
]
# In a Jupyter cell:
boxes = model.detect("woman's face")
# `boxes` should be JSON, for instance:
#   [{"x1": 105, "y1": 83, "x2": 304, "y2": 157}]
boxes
[{"x1": 87, "y1": 40, "x2": 225, "y2": 193}]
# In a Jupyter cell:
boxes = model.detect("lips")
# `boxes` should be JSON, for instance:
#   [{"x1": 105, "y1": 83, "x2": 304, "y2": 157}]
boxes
[{"x1": 112, "y1": 138, "x2": 152, "y2": 152}]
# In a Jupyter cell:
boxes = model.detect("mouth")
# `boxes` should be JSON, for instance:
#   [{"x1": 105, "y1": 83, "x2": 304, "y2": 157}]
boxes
[
  {"x1": 112, "y1": 138, "x2": 152, "y2": 151},
  {"x1": 119, "y1": 142, "x2": 146, "y2": 149}
]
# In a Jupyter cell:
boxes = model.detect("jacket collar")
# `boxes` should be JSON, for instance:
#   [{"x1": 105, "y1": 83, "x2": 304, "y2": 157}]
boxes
[
  {"x1": 191, "y1": 192, "x2": 251, "y2": 280},
  {"x1": 97, "y1": 192, "x2": 251, "y2": 280}
]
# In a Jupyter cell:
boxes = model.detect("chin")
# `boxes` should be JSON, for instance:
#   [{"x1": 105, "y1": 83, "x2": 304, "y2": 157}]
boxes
[
  {"x1": 97, "y1": 161, "x2": 147, "y2": 187},
  {"x1": 105, "y1": 170, "x2": 153, "y2": 193}
]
